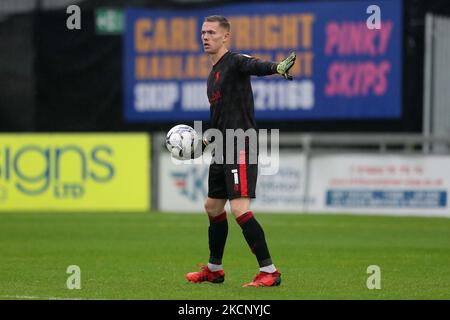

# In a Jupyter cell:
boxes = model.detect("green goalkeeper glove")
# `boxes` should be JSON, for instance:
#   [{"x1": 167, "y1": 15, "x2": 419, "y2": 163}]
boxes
[{"x1": 276, "y1": 52, "x2": 296, "y2": 80}]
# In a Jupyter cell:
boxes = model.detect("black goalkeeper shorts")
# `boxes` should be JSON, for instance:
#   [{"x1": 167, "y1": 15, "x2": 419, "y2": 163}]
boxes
[{"x1": 207, "y1": 143, "x2": 258, "y2": 200}]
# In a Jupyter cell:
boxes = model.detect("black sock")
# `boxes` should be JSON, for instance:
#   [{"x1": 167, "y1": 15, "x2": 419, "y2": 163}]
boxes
[
  {"x1": 236, "y1": 211, "x2": 272, "y2": 268},
  {"x1": 208, "y1": 211, "x2": 228, "y2": 265}
]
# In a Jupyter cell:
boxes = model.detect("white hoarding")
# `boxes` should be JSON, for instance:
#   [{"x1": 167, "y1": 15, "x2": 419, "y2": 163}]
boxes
[
  {"x1": 252, "y1": 152, "x2": 309, "y2": 212},
  {"x1": 159, "y1": 153, "x2": 208, "y2": 212},
  {"x1": 159, "y1": 152, "x2": 308, "y2": 213},
  {"x1": 308, "y1": 154, "x2": 450, "y2": 217}
]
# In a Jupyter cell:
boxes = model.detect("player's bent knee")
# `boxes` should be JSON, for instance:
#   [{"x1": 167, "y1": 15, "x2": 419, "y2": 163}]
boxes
[
  {"x1": 204, "y1": 201, "x2": 214, "y2": 215},
  {"x1": 230, "y1": 198, "x2": 251, "y2": 218},
  {"x1": 204, "y1": 199, "x2": 225, "y2": 216}
]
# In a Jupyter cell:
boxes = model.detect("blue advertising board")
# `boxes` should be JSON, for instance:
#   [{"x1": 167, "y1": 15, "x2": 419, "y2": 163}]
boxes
[{"x1": 124, "y1": 0, "x2": 402, "y2": 122}]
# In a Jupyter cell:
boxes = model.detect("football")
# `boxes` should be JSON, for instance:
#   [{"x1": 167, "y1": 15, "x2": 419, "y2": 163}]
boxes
[{"x1": 165, "y1": 124, "x2": 199, "y2": 160}]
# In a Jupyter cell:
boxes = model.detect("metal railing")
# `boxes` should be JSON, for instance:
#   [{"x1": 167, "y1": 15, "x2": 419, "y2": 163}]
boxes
[{"x1": 278, "y1": 133, "x2": 450, "y2": 154}]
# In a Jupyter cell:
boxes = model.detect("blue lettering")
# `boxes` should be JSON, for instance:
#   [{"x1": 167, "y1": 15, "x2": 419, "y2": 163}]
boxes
[
  {"x1": 55, "y1": 145, "x2": 87, "y2": 181},
  {"x1": 14, "y1": 145, "x2": 50, "y2": 195},
  {"x1": 90, "y1": 146, "x2": 114, "y2": 182},
  {"x1": 0, "y1": 146, "x2": 11, "y2": 181},
  {"x1": 1, "y1": 143, "x2": 116, "y2": 197}
]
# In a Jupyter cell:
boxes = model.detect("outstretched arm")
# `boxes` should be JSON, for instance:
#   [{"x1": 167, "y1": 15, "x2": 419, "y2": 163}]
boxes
[
  {"x1": 235, "y1": 53, "x2": 278, "y2": 76},
  {"x1": 235, "y1": 52, "x2": 297, "y2": 80}
]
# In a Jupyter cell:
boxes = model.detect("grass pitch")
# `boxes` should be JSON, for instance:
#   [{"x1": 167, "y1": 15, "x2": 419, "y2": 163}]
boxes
[{"x1": 0, "y1": 212, "x2": 449, "y2": 300}]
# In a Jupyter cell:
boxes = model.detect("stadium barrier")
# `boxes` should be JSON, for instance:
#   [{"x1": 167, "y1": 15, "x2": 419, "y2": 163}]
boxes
[
  {"x1": 154, "y1": 133, "x2": 450, "y2": 217},
  {"x1": 0, "y1": 133, "x2": 150, "y2": 212}
]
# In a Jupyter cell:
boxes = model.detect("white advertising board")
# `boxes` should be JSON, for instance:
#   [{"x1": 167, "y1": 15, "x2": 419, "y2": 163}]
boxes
[
  {"x1": 159, "y1": 152, "x2": 450, "y2": 217},
  {"x1": 158, "y1": 152, "x2": 308, "y2": 212},
  {"x1": 308, "y1": 154, "x2": 450, "y2": 217}
]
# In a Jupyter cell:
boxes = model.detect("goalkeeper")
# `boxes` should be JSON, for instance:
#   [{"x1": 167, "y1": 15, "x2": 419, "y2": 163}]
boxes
[{"x1": 186, "y1": 15, "x2": 296, "y2": 287}]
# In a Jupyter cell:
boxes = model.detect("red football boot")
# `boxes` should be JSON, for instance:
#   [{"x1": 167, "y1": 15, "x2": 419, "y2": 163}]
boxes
[
  {"x1": 243, "y1": 271, "x2": 281, "y2": 287},
  {"x1": 186, "y1": 264, "x2": 225, "y2": 284}
]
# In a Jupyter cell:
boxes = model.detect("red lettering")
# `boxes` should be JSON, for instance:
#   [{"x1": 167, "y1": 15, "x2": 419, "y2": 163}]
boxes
[
  {"x1": 324, "y1": 21, "x2": 393, "y2": 56},
  {"x1": 325, "y1": 61, "x2": 390, "y2": 97}
]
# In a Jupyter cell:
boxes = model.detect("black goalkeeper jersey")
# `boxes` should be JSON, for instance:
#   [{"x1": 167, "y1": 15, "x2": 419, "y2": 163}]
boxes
[{"x1": 206, "y1": 51, "x2": 278, "y2": 134}]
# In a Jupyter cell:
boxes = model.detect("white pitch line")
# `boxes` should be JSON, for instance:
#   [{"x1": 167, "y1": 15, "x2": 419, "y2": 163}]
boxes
[{"x1": 0, "y1": 295, "x2": 84, "y2": 300}]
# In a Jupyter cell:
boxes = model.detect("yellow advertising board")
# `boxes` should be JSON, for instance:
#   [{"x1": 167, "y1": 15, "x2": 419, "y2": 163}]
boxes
[{"x1": 0, "y1": 134, "x2": 150, "y2": 211}]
